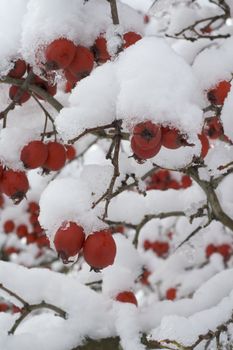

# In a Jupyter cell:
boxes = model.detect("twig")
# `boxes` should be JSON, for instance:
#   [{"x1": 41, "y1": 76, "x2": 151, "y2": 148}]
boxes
[
  {"x1": 109, "y1": 0, "x2": 120, "y2": 25},
  {"x1": 186, "y1": 167, "x2": 233, "y2": 232},
  {"x1": 92, "y1": 121, "x2": 122, "y2": 219},
  {"x1": 0, "y1": 76, "x2": 63, "y2": 112},
  {"x1": 68, "y1": 122, "x2": 117, "y2": 144},
  {"x1": 0, "y1": 282, "x2": 67, "y2": 335},
  {"x1": 8, "y1": 301, "x2": 67, "y2": 335},
  {"x1": 31, "y1": 93, "x2": 57, "y2": 139}
]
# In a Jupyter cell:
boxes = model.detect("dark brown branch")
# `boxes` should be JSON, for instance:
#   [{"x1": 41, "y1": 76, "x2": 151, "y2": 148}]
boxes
[
  {"x1": 8, "y1": 300, "x2": 67, "y2": 335},
  {"x1": 0, "y1": 283, "x2": 28, "y2": 306},
  {"x1": 109, "y1": 0, "x2": 120, "y2": 25},
  {"x1": 92, "y1": 120, "x2": 122, "y2": 219},
  {"x1": 186, "y1": 167, "x2": 233, "y2": 232},
  {"x1": 68, "y1": 122, "x2": 117, "y2": 144},
  {"x1": 31, "y1": 93, "x2": 57, "y2": 139},
  {"x1": 0, "y1": 282, "x2": 67, "y2": 335},
  {"x1": 0, "y1": 76, "x2": 63, "y2": 112}
]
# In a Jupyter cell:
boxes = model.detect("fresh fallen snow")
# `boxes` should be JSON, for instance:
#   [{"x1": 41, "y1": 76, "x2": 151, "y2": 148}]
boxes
[{"x1": 1, "y1": 261, "x2": 233, "y2": 349}]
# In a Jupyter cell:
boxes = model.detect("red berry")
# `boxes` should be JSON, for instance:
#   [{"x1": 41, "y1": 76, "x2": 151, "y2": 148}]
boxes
[
  {"x1": 204, "y1": 117, "x2": 223, "y2": 139},
  {"x1": 1, "y1": 170, "x2": 29, "y2": 203},
  {"x1": 131, "y1": 136, "x2": 161, "y2": 160},
  {"x1": 123, "y1": 32, "x2": 142, "y2": 48},
  {"x1": 3, "y1": 220, "x2": 15, "y2": 234},
  {"x1": 16, "y1": 224, "x2": 28, "y2": 238},
  {"x1": 64, "y1": 69, "x2": 79, "y2": 85},
  {"x1": 9, "y1": 85, "x2": 31, "y2": 104},
  {"x1": 207, "y1": 80, "x2": 231, "y2": 105},
  {"x1": 4, "y1": 247, "x2": 19, "y2": 255},
  {"x1": 45, "y1": 38, "x2": 76, "y2": 70},
  {"x1": 0, "y1": 193, "x2": 4, "y2": 208},
  {"x1": 43, "y1": 142, "x2": 66, "y2": 171},
  {"x1": 169, "y1": 180, "x2": 180, "y2": 190},
  {"x1": 33, "y1": 222, "x2": 43, "y2": 235},
  {"x1": 68, "y1": 46, "x2": 94, "y2": 80},
  {"x1": 143, "y1": 240, "x2": 151, "y2": 250},
  {"x1": 198, "y1": 133, "x2": 210, "y2": 158},
  {"x1": 65, "y1": 80, "x2": 76, "y2": 93},
  {"x1": 206, "y1": 244, "x2": 217, "y2": 258},
  {"x1": 20, "y1": 141, "x2": 48, "y2": 169},
  {"x1": 8, "y1": 59, "x2": 26, "y2": 79},
  {"x1": 0, "y1": 303, "x2": 9, "y2": 312},
  {"x1": 28, "y1": 202, "x2": 40, "y2": 214},
  {"x1": 83, "y1": 230, "x2": 116, "y2": 270},
  {"x1": 161, "y1": 127, "x2": 188, "y2": 149},
  {"x1": 30, "y1": 213, "x2": 39, "y2": 225},
  {"x1": 133, "y1": 121, "x2": 161, "y2": 150},
  {"x1": 181, "y1": 175, "x2": 192, "y2": 188},
  {"x1": 65, "y1": 145, "x2": 76, "y2": 160},
  {"x1": 26, "y1": 233, "x2": 37, "y2": 245},
  {"x1": 54, "y1": 221, "x2": 85, "y2": 263},
  {"x1": 37, "y1": 235, "x2": 50, "y2": 248},
  {"x1": 166, "y1": 288, "x2": 177, "y2": 300},
  {"x1": 200, "y1": 25, "x2": 212, "y2": 34},
  {"x1": 140, "y1": 269, "x2": 151, "y2": 285},
  {"x1": 92, "y1": 37, "x2": 110, "y2": 63},
  {"x1": 12, "y1": 305, "x2": 22, "y2": 313},
  {"x1": 115, "y1": 291, "x2": 138, "y2": 306},
  {"x1": 217, "y1": 244, "x2": 232, "y2": 260},
  {"x1": 152, "y1": 241, "x2": 169, "y2": 257}
]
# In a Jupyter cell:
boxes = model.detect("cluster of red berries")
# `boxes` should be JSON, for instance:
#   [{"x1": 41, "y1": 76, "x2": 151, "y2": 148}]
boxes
[
  {"x1": 0, "y1": 142, "x2": 76, "y2": 204},
  {"x1": 20, "y1": 140, "x2": 76, "y2": 172},
  {"x1": 146, "y1": 169, "x2": 192, "y2": 191},
  {"x1": 3, "y1": 201, "x2": 49, "y2": 251},
  {"x1": 54, "y1": 222, "x2": 116, "y2": 270},
  {"x1": 144, "y1": 239, "x2": 169, "y2": 258},
  {"x1": 92, "y1": 31, "x2": 142, "y2": 64},
  {"x1": 130, "y1": 121, "x2": 208, "y2": 161},
  {"x1": 7, "y1": 31, "x2": 142, "y2": 97},
  {"x1": 45, "y1": 32, "x2": 141, "y2": 92},
  {"x1": 205, "y1": 243, "x2": 232, "y2": 261}
]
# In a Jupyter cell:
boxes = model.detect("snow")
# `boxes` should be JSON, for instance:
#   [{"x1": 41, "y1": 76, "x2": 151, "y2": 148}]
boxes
[{"x1": 1, "y1": 0, "x2": 233, "y2": 349}]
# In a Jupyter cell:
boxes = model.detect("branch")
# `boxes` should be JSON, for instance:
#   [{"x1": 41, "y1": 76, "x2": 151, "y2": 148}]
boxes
[
  {"x1": 8, "y1": 300, "x2": 67, "y2": 335},
  {"x1": 92, "y1": 120, "x2": 122, "y2": 219},
  {"x1": 68, "y1": 122, "x2": 117, "y2": 144},
  {"x1": 186, "y1": 167, "x2": 233, "y2": 231},
  {"x1": 0, "y1": 76, "x2": 63, "y2": 112},
  {"x1": 109, "y1": 0, "x2": 120, "y2": 25},
  {"x1": 0, "y1": 282, "x2": 67, "y2": 335}
]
